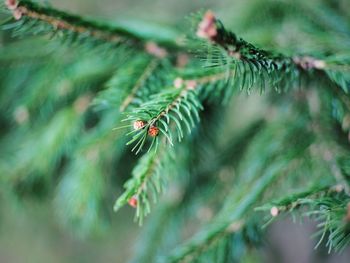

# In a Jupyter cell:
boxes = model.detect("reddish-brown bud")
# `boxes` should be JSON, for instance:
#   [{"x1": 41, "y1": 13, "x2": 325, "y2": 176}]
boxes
[
  {"x1": 133, "y1": 120, "x2": 146, "y2": 130},
  {"x1": 185, "y1": 80, "x2": 197, "y2": 90},
  {"x1": 148, "y1": 126, "x2": 159, "y2": 137},
  {"x1": 5, "y1": 0, "x2": 18, "y2": 10},
  {"x1": 13, "y1": 8, "x2": 22, "y2": 20},
  {"x1": 128, "y1": 196, "x2": 138, "y2": 208},
  {"x1": 173, "y1": 77, "x2": 184, "y2": 89},
  {"x1": 270, "y1": 206, "x2": 279, "y2": 217},
  {"x1": 197, "y1": 10, "x2": 217, "y2": 40},
  {"x1": 145, "y1": 42, "x2": 167, "y2": 58}
]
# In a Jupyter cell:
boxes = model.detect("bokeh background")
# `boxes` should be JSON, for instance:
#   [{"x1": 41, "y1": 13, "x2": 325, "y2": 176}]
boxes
[{"x1": 1, "y1": 0, "x2": 350, "y2": 262}]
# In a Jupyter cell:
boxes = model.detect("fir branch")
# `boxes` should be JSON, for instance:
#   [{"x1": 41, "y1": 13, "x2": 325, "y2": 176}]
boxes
[
  {"x1": 193, "y1": 11, "x2": 350, "y2": 102},
  {"x1": 4, "y1": 0, "x2": 179, "y2": 49},
  {"x1": 165, "y1": 115, "x2": 315, "y2": 262},
  {"x1": 195, "y1": 11, "x2": 300, "y2": 94},
  {"x1": 259, "y1": 191, "x2": 350, "y2": 253},
  {"x1": 121, "y1": 78, "x2": 203, "y2": 154},
  {"x1": 3, "y1": 0, "x2": 350, "y2": 259},
  {"x1": 196, "y1": 11, "x2": 329, "y2": 73},
  {"x1": 301, "y1": 194, "x2": 350, "y2": 253},
  {"x1": 166, "y1": 161, "x2": 287, "y2": 263},
  {"x1": 197, "y1": 11, "x2": 290, "y2": 66},
  {"x1": 114, "y1": 146, "x2": 172, "y2": 225},
  {"x1": 255, "y1": 182, "x2": 335, "y2": 217}
]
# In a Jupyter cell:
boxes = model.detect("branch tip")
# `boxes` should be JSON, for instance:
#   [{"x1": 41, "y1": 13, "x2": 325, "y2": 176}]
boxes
[
  {"x1": 270, "y1": 206, "x2": 279, "y2": 217},
  {"x1": 5, "y1": 0, "x2": 17, "y2": 10},
  {"x1": 145, "y1": 41, "x2": 167, "y2": 58},
  {"x1": 196, "y1": 10, "x2": 217, "y2": 41}
]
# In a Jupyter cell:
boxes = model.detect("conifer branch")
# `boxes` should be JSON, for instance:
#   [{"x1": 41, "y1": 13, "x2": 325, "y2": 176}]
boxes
[
  {"x1": 4, "y1": 0, "x2": 179, "y2": 49},
  {"x1": 114, "y1": 145, "x2": 174, "y2": 224},
  {"x1": 193, "y1": 11, "x2": 350, "y2": 101},
  {"x1": 3, "y1": 0, "x2": 350, "y2": 259},
  {"x1": 122, "y1": 78, "x2": 203, "y2": 154},
  {"x1": 167, "y1": 161, "x2": 287, "y2": 263},
  {"x1": 255, "y1": 182, "x2": 335, "y2": 216},
  {"x1": 263, "y1": 191, "x2": 350, "y2": 253},
  {"x1": 196, "y1": 11, "x2": 328, "y2": 72}
]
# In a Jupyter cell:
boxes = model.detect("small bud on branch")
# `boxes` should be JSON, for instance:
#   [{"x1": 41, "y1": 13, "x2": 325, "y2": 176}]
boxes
[
  {"x1": 133, "y1": 120, "x2": 146, "y2": 130},
  {"x1": 270, "y1": 206, "x2": 279, "y2": 217},
  {"x1": 196, "y1": 10, "x2": 217, "y2": 41},
  {"x1": 145, "y1": 42, "x2": 167, "y2": 58},
  {"x1": 5, "y1": 0, "x2": 18, "y2": 10},
  {"x1": 128, "y1": 196, "x2": 138, "y2": 208},
  {"x1": 148, "y1": 126, "x2": 159, "y2": 137}
]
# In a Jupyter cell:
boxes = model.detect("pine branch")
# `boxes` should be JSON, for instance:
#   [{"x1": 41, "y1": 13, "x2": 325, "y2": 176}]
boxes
[
  {"x1": 192, "y1": 11, "x2": 350, "y2": 102},
  {"x1": 268, "y1": 192, "x2": 350, "y2": 253},
  {"x1": 166, "y1": 161, "x2": 287, "y2": 263},
  {"x1": 114, "y1": 146, "x2": 172, "y2": 225},
  {"x1": 121, "y1": 78, "x2": 203, "y2": 154},
  {"x1": 308, "y1": 195, "x2": 350, "y2": 253},
  {"x1": 3, "y1": 0, "x2": 350, "y2": 258},
  {"x1": 4, "y1": 0, "x2": 180, "y2": 49},
  {"x1": 255, "y1": 182, "x2": 335, "y2": 217},
  {"x1": 164, "y1": 113, "x2": 316, "y2": 262}
]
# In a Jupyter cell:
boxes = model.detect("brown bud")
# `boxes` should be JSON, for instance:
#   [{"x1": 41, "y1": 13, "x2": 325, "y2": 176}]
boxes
[
  {"x1": 5, "y1": 0, "x2": 18, "y2": 10},
  {"x1": 128, "y1": 196, "x2": 138, "y2": 208},
  {"x1": 173, "y1": 77, "x2": 184, "y2": 89},
  {"x1": 133, "y1": 120, "x2": 146, "y2": 130},
  {"x1": 196, "y1": 10, "x2": 217, "y2": 40},
  {"x1": 270, "y1": 206, "x2": 279, "y2": 217},
  {"x1": 185, "y1": 80, "x2": 197, "y2": 90},
  {"x1": 148, "y1": 126, "x2": 159, "y2": 137},
  {"x1": 145, "y1": 42, "x2": 167, "y2": 58},
  {"x1": 13, "y1": 8, "x2": 22, "y2": 20},
  {"x1": 333, "y1": 184, "x2": 344, "y2": 193}
]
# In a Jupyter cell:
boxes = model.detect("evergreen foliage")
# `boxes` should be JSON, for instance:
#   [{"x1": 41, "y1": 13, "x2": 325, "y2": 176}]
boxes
[{"x1": 1, "y1": 0, "x2": 350, "y2": 261}]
